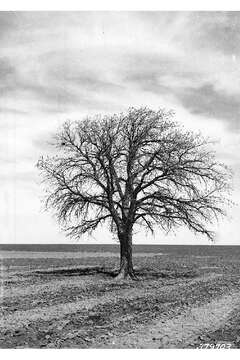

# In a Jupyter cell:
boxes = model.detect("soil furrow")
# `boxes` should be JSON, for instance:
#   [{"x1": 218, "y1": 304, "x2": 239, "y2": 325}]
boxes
[
  {"x1": 0, "y1": 273, "x2": 222, "y2": 332},
  {"x1": 100, "y1": 291, "x2": 240, "y2": 348}
]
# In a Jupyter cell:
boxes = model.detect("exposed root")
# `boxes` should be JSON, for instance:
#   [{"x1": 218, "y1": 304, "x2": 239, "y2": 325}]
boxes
[{"x1": 114, "y1": 270, "x2": 139, "y2": 281}]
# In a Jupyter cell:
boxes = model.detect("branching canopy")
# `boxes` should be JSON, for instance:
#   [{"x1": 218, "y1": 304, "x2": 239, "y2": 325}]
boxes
[{"x1": 37, "y1": 107, "x2": 232, "y2": 241}]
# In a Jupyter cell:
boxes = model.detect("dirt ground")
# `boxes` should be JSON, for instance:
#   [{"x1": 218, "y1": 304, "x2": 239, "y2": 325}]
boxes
[{"x1": 1, "y1": 247, "x2": 240, "y2": 348}]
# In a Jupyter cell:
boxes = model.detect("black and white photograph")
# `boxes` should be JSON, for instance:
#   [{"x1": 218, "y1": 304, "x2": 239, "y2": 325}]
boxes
[{"x1": 1, "y1": 9, "x2": 240, "y2": 350}]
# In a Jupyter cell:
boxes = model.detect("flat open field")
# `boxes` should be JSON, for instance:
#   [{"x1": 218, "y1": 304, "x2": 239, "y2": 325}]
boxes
[{"x1": 1, "y1": 244, "x2": 240, "y2": 349}]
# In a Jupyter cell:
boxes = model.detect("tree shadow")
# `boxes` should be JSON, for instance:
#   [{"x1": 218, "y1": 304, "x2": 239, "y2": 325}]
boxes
[
  {"x1": 135, "y1": 268, "x2": 199, "y2": 280},
  {"x1": 33, "y1": 266, "x2": 198, "y2": 280},
  {"x1": 34, "y1": 266, "x2": 118, "y2": 278}
]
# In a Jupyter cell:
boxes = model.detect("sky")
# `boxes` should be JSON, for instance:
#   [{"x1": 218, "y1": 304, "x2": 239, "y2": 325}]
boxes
[{"x1": 0, "y1": 11, "x2": 240, "y2": 245}]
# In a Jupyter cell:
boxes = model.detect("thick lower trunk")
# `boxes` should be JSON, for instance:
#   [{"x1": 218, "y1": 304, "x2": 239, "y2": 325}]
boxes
[{"x1": 115, "y1": 231, "x2": 136, "y2": 280}]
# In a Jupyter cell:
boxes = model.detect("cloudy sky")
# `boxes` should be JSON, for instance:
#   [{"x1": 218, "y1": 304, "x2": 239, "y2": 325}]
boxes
[{"x1": 1, "y1": 11, "x2": 240, "y2": 245}]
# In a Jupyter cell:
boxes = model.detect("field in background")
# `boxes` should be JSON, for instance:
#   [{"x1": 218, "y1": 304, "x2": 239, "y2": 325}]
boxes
[{"x1": 1, "y1": 244, "x2": 240, "y2": 348}]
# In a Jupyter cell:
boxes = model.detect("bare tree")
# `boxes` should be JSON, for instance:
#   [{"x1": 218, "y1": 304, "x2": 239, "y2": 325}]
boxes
[{"x1": 37, "y1": 107, "x2": 231, "y2": 279}]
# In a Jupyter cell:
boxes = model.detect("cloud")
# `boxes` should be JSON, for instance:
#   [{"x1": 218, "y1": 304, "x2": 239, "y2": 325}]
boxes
[
  {"x1": 121, "y1": 47, "x2": 240, "y2": 130},
  {"x1": 185, "y1": 12, "x2": 240, "y2": 55},
  {"x1": 0, "y1": 107, "x2": 28, "y2": 115},
  {"x1": 2, "y1": 12, "x2": 240, "y2": 122},
  {"x1": 123, "y1": 52, "x2": 202, "y2": 92},
  {"x1": 0, "y1": 57, "x2": 17, "y2": 98},
  {"x1": 1, "y1": 47, "x2": 126, "y2": 115},
  {"x1": 0, "y1": 57, "x2": 15, "y2": 76},
  {"x1": 174, "y1": 84, "x2": 240, "y2": 131},
  {"x1": 0, "y1": 12, "x2": 18, "y2": 41}
]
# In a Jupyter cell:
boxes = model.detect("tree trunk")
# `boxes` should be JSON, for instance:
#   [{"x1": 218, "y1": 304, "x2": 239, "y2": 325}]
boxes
[{"x1": 115, "y1": 230, "x2": 137, "y2": 280}]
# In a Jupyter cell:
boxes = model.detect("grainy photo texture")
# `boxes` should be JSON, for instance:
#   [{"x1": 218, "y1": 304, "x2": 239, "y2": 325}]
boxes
[{"x1": 0, "y1": 11, "x2": 240, "y2": 349}]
